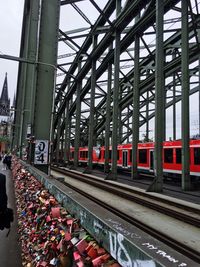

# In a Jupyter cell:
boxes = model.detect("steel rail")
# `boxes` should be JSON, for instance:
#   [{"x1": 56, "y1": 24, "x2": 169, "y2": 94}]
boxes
[
  {"x1": 51, "y1": 165, "x2": 200, "y2": 262},
  {"x1": 52, "y1": 166, "x2": 200, "y2": 220}
]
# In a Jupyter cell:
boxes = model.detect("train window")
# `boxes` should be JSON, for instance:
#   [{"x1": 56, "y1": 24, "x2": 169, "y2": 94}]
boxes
[
  {"x1": 164, "y1": 148, "x2": 173, "y2": 163},
  {"x1": 99, "y1": 150, "x2": 102, "y2": 159},
  {"x1": 129, "y1": 149, "x2": 132, "y2": 162},
  {"x1": 117, "y1": 150, "x2": 120, "y2": 160},
  {"x1": 194, "y1": 148, "x2": 200, "y2": 165},
  {"x1": 176, "y1": 148, "x2": 181, "y2": 164},
  {"x1": 139, "y1": 149, "x2": 147, "y2": 163},
  {"x1": 71, "y1": 151, "x2": 74, "y2": 158},
  {"x1": 85, "y1": 151, "x2": 88, "y2": 158}
]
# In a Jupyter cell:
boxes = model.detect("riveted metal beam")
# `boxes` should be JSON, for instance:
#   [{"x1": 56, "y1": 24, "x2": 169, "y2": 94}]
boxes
[
  {"x1": 33, "y1": 0, "x2": 60, "y2": 174},
  {"x1": 181, "y1": 0, "x2": 191, "y2": 190}
]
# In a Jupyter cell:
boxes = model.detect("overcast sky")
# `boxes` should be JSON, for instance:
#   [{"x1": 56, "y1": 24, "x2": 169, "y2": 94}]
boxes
[{"x1": 0, "y1": 1, "x2": 24, "y2": 105}]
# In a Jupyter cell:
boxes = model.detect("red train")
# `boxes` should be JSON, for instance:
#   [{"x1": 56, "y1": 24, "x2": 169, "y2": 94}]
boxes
[{"x1": 69, "y1": 139, "x2": 200, "y2": 179}]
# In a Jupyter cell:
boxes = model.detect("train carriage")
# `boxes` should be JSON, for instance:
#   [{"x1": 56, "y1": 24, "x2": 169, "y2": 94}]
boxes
[{"x1": 69, "y1": 139, "x2": 200, "y2": 180}]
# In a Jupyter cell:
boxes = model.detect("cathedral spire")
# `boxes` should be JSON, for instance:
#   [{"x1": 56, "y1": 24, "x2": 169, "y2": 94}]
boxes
[
  {"x1": 1, "y1": 72, "x2": 9, "y2": 102},
  {"x1": 0, "y1": 72, "x2": 10, "y2": 116}
]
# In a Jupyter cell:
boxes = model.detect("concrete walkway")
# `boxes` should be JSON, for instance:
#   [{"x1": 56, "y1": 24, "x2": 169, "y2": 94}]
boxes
[{"x1": 0, "y1": 162, "x2": 22, "y2": 267}]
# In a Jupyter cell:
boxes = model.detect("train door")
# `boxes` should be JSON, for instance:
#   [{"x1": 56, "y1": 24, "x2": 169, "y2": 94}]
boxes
[
  {"x1": 150, "y1": 150, "x2": 154, "y2": 171},
  {"x1": 122, "y1": 150, "x2": 128, "y2": 167}
]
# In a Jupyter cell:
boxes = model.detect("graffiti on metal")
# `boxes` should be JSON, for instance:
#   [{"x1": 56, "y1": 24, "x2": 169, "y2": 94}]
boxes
[
  {"x1": 142, "y1": 243, "x2": 187, "y2": 267},
  {"x1": 106, "y1": 218, "x2": 142, "y2": 240}
]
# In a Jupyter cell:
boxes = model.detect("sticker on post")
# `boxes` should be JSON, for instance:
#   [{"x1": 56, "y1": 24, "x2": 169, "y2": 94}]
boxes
[{"x1": 34, "y1": 140, "x2": 49, "y2": 164}]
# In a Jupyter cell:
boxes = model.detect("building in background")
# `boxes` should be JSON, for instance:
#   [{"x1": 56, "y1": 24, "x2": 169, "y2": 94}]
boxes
[{"x1": 0, "y1": 72, "x2": 12, "y2": 153}]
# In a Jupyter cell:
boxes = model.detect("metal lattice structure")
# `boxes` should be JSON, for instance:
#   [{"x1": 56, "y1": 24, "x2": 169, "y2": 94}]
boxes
[
  {"x1": 13, "y1": 0, "x2": 200, "y2": 191},
  {"x1": 52, "y1": 0, "x2": 200, "y2": 189}
]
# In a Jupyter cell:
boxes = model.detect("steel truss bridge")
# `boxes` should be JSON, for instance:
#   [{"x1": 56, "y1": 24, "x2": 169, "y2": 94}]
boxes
[{"x1": 12, "y1": 0, "x2": 200, "y2": 192}]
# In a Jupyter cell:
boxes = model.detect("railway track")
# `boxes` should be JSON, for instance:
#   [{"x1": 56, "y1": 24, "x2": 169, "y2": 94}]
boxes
[
  {"x1": 117, "y1": 173, "x2": 200, "y2": 204},
  {"x1": 51, "y1": 165, "x2": 200, "y2": 263}
]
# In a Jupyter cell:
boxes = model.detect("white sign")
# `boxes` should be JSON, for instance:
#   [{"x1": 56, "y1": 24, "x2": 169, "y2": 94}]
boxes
[{"x1": 34, "y1": 140, "x2": 49, "y2": 164}]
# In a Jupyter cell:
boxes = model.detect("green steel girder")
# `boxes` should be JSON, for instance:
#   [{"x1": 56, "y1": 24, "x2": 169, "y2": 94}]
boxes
[
  {"x1": 52, "y1": 0, "x2": 200, "y2": 165},
  {"x1": 59, "y1": 29, "x2": 81, "y2": 51},
  {"x1": 55, "y1": 13, "x2": 200, "y2": 146},
  {"x1": 13, "y1": 0, "x2": 29, "y2": 149},
  {"x1": 33, "y1": 0, "x2": 60, "y2": 173},
  {"x1": 95, "y1": 46, "x2": 200, "y2": 137},
  {"x1": 13, "y1": 0, "x2": 40, "y2": 153},
  {"x1": 54, "y1": 0, "x2": 116, "y2": 109},
  {"x1": 120, "y1": 46, "x2": 200, "y2": 110},
  {"x1": 94, "y1": 49, "x2": 200, "y2": 142},
  {"x1": 92, "y1": 33, "x2": 200, "y2": 138},
  {"x1": 54, "y1": 0, "x2": 153, "y2": 127},
  {"x1": 55, "y1": 0, "x2": 182, "y2": 123},
  {"x1": 119, "y1": 84, "x2": 200, "y2": 144}
]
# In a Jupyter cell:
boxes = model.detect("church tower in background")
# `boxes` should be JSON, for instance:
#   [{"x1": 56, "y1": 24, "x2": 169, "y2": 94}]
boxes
[
  {"x1": 0, "y1": 72, "x2": 10, "y2": 117},
  {"x1": 0, "y1": 73, "x2": 11, "y2": 153}
]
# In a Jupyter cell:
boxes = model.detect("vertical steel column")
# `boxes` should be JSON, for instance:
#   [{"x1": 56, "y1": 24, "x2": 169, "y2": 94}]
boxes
[
  {"x1": 164, "y1": 91, "x2": 166, "y2": 141},
  {"x1": 173, "y1": 89, "x2": 176, "y2": 141},
  {"x1": 181, "y1": 0, "x2": 191, "y2": 190},
  {"x1": 172, "y1": 53, "x2": 177, "y2": 141},
  {"x1": 86, "y1": 36, "x2": 97, "y2": 173},
  {"x1": 13, "y1": 35, "x2": 28, "y2": 154},
  {"x1": 118, "y1": 88, "x2": 123, "y2": 144},
  {"x1": 132, "y1": 31, "x2": 140, "y2": 179},
  {"x1": 198, "y1": 59, "x2": 200, "y2": 136},
  {"x1": 127, "y1": 107, "x2": 130, "y2": 143},
  {"x1": 13, "y1": 0, "x2": 39, "y2": 155},
  {"x1": 118, "y1": 113, "x2": 122, "y2": 143},
  {"x1": 33, "y1": 0, "x2": 60, "y2": 174},
  {"x1": 64, "y1": 99, "x2": 70, "y2": 164},
  {"x1": 109, "y1": 0, "x2": 121, "y2": 180},
  {"x1": 56, "y1": 117, "x2": 61, "y2": 163},
  {"x1": 74, "y1": 60, "x2": 82, "y2": 169},
  {"x1": 104, "y1": 45, "x2": 113, "y2": 174},
  {"x1": 20, "y1": 0, "x2": 40, "y2": 158},
  {"x1": 60, "y1": 113, "x2": 65, "y2": 161},
  {"x1": 147, "y1": 0, "x2": 164, "y2": 192},
  {"x1": 146, "y1": 90, "x2": 149, "y2": 141}
]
